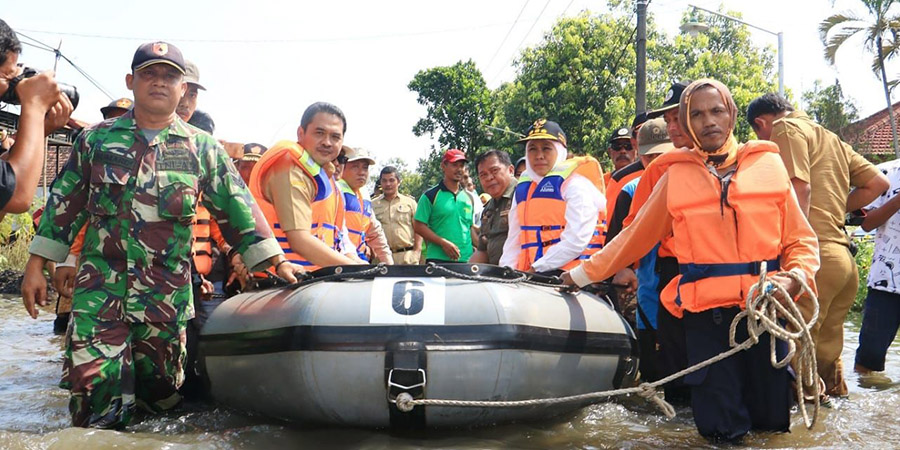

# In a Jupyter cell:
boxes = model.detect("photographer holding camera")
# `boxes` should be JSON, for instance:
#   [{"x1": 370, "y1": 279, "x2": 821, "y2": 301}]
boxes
[{"x1": 0, "y1": 19, "x2": 73, "y2": 217}]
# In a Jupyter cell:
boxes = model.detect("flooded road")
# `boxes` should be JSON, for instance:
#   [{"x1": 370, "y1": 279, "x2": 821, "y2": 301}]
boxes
[{"x1": 1, "y1": 295, "x2": 898, "y2": 449}]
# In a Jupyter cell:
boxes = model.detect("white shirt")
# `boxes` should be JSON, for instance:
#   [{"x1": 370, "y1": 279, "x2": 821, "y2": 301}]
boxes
[
  {"x1": 467, "y1": 188, "x2": 484, "y2": 228},
  {"x1": 499, "y1": 173, "x2": 605, "y2": 272},
  {"x1": 865, "y1": 159, "x2": 900, "y2": 294}
]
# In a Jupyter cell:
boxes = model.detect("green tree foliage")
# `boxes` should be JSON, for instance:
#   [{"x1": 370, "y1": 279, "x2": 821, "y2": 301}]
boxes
[
  {"x1": 370, "y1": 157, "x2": 428, "y2": 199},
  {"x1": 408, "y1": 59, "x2": 495, "y2": 153},
  {"x1": 802, "y1": 79, "x2": 859, "y2": 134},
  {"x1": 820, "y1": 0, "x2": 900, "y2": 156},
  {"x1": 497, "y1": 11, "x2": 647, "y2": 165},
  {"x1": 664, "y1": 10, "x2": 779, "y2": 142},
  {"x1": 408, "y1": 59, "x2": 495, "y2": 192},
  {"x1": 495, "y1": 7, "x2": 778, "y2": 167},
  {"x1": 408, "y1": 5, "x2": 781, "y2": 188}
]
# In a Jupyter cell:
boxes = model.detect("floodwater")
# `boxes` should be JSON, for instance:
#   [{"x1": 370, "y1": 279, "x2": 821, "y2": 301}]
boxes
[{"x1": 1, "y1": 295, "x2": 898, "y2": 450}]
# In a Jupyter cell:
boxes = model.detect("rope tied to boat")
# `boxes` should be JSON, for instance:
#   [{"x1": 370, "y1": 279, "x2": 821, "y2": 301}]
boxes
[{"x1": 394, "y1": 261, "x2": 822, "y2": 430}]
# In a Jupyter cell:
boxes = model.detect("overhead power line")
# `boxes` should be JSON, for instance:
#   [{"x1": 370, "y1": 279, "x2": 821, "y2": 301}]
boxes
[
  {"x1": 484, "y1": 0, "x2": 532, "y2": 74},
  {"x1": 488, "y1": 0, "x2": 556, "y2": 85},
  {"x1": 15, "y1": 31, "x2": 115, "y2": 101}
]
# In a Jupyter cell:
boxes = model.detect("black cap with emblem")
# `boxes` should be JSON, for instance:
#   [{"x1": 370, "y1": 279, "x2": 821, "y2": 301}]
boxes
[
  {"x1": 517, "y1": 119, "x2": 568, "y2": 147},
  {"x1": 647, "y1": 80, "x2": 691, "y2": 119},
  {"x1": 131, "y1": 41, "x2": 186, "y2": 74},
  {"x1": 608, "y1": 126, "x2": 631, "y2": 144}
]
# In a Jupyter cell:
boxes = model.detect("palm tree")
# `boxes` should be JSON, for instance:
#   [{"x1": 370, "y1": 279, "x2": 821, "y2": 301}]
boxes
[{"x1": 821, "y1": 0, "x2": 900, "y2": 156}]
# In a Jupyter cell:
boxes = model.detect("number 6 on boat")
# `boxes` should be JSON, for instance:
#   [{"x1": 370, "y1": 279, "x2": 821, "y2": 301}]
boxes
[{"x1": 369, "y1": 277, "x2": 446, "y2": 325}]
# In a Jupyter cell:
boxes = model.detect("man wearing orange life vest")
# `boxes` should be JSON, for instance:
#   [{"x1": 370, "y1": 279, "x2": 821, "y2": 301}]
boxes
[
  {"x1": 561, "y1": 79, "x2": 820, "y2": 443},
  {"x1": 338, "y1": 146, "x2": 393, "y2": 264},
  {"x1": 498, "y1": 119, "x2": 606, "y2": 276},
  {"x1": 603, "y1": 126, "x2": 635, "y2": 187},
  {"x1": 249, "y1": 102, "x2": 359, "y2": 270},
  {"x1": 604, "y1": 115, "x2": 648, "y2": 238},
  {"x1": 621, "y1": 80, "x2": 696, "y2": 405}
]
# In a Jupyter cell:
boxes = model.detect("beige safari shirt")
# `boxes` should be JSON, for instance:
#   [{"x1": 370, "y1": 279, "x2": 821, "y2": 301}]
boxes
[{"x1": 372, "y1": 193, "x2": 420, "y2": 264}]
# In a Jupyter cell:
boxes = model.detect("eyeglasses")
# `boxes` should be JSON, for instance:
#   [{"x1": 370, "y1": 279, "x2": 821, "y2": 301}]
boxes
[
  {"x1": 610, "y1": 142, "x2": 632, "y2": 151},
  {"x1": 336, "y1": 155, "x2": 348, "y2": 164}
]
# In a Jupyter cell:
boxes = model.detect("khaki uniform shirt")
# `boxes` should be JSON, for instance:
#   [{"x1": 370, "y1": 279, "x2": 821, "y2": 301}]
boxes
[
  {"x1": 372, "y1": 193, "x2": 419, "y2": 264},
  {"x1": 477, "y1": 182, "x2": 515, "y2": 265},
  {"x1": 262, "y1": 162, "x2": 335, "y2": 232},
  {"x1": 771, "y1": 111, "x2": 881, "y2": 246}
]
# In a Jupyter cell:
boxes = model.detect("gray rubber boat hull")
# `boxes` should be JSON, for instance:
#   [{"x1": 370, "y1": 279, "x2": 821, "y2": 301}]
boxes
[{"x1": 200, "y1": 265, "x2": 638, "y2": 428}]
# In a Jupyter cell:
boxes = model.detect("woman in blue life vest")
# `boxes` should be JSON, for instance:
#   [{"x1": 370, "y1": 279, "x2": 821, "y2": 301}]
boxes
[{"x1": 499, "y1": 119, "x2": 607, "y2": 276}]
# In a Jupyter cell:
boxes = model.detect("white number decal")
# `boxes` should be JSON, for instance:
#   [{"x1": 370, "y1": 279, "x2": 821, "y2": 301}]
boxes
[{"x1": 369, "y1": 277, "x2": 446, "y2": 325}]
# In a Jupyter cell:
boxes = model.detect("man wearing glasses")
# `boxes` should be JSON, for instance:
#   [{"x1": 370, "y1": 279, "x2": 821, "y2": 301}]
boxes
[{"x1": 604, "y1": 126, "x2": 636, "y2": 186}]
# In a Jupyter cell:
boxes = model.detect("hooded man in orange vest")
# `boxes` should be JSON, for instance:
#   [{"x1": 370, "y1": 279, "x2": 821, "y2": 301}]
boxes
[
  {"x1": 561, "y1": 79, "x2": 820, "y2": 443},
  {"x1": 249, "y1": 102, "x2": 360, "y2": 270}
]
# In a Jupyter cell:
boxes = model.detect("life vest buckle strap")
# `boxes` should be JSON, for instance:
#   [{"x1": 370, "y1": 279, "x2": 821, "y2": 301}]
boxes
[
  {"x1": 521, "y1": 225, "x2": 563, "y2": 231},
  {"x1": 678, "y1": 257, "x2": 780, "y2": 284}
]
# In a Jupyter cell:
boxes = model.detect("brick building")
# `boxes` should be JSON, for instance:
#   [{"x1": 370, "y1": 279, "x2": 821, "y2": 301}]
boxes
[{"x1": 0, "y1": 109, "x2": 87, "y2": 194}]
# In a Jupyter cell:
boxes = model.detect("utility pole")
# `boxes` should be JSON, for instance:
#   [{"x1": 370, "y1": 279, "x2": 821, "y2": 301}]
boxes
[{"x1": 635, "y1": 0, "x2": 648, "y2": 115}]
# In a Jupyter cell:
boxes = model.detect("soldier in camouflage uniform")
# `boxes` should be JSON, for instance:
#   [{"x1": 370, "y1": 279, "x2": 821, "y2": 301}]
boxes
[{"x1": 21, "y1": 41, "x2": 303, "y2": 429}]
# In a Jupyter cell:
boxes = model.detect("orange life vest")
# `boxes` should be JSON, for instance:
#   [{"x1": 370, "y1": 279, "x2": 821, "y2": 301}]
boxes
[
  {"x1": 660, "y1": 141, "x2": 791, "y2": 317},
  {"x1": 249, "y1": 140, "x2": 344, "y2": 271},
  {"x1": 514, "y1": 156, "x2": 607, "y2": 272},
  {"x1": 191, "y1": 203, "x2": 213, "y2": 275},
  {"x1": 338, "y1": 178, "x2": 373, "y2": 262}
]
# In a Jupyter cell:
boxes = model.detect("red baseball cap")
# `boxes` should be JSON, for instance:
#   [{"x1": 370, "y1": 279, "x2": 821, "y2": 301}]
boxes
[{"x1": 442, "y1": 149, "x2": 467, "y2": 163}]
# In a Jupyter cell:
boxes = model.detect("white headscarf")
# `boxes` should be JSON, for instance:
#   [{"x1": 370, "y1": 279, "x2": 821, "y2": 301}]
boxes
[{"x1": 523, "y1": 140, "x2": 568, "y2": 182}]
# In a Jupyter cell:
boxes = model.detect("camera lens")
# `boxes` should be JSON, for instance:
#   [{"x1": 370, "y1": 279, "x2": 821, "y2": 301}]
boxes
[
  {"x1": 0, "y1": 67, "x2": 79, "y2": 111},
  {"x1": 59, "y1": 84, "x2": 79, "y2": 111}
]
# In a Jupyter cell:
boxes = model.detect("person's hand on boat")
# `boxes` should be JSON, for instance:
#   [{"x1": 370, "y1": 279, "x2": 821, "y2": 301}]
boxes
[
  {"x1": 199, "y1": 275, "x2": 215, "y2": 299},
  {"x1": 274, "y1": 260, "x2": 306, "y2": 284},
  {"x1": 52, "y1": 265, "x2": 75, "y2": 298},
  {"x1": 21, "y1": 255, "x2": 50, "y2": 319},
  {"x1": 613, "y1": 268, "x2": 637, "y2": 294},
  {"x1": 558, "y1": 271, "x2": 580, "y2": 293},
  {"x1": 228, "y1": 252, "x2": 249, "y2": 289},
  {"x1": 439, "y1": 239, "x2": 461, "y2": 261}
]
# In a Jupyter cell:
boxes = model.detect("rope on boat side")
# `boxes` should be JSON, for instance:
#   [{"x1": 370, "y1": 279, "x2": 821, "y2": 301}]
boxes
[{"x1": 395, "y1": 262, "x2": 822, "y2": 430}]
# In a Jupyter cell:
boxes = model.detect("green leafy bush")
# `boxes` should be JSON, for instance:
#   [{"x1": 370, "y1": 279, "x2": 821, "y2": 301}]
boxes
[
  {"x1": 853, "y1": 237, "x2": 874, "y2": 313},
  {"x1": 0, "y1": 208, "x2": 37, "y2": 271}
]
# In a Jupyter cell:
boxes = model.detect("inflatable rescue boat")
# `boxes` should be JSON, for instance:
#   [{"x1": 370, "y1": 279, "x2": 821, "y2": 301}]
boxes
[{"x1": 200, "y1": 263, "x2": 638, "y2": 428}]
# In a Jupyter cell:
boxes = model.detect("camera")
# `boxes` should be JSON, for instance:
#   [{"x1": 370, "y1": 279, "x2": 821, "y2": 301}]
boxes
[{"x1": 0, "y1": 66, "x2": 79, "y2": 110}]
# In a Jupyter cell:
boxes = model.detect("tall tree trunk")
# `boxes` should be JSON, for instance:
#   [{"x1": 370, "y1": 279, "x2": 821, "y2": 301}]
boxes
[{"x1": 878, "y1": 35, "x2": 900, "y2": 157}]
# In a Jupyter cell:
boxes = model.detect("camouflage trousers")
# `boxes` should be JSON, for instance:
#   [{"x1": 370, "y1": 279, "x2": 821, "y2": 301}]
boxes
[{"x1": 60, "y1": 312, "x2": 187, "y2": 428}]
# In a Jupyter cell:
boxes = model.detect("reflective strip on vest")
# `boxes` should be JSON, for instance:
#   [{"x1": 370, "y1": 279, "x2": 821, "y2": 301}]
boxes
[
  {"x1": 339, "y1": 179, "x2": 372, "y2": 262},
  {"x1": 192, "y1": 205, "x2": 213, "y2": 275},
  {"x1": 248, "y1": 140, "x2": 343, "y2": 271}
]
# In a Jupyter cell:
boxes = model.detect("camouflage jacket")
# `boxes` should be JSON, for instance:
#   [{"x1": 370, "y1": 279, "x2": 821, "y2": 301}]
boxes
[{"x1": 30, "y1": 112, "x2": 281, "y2": 323}]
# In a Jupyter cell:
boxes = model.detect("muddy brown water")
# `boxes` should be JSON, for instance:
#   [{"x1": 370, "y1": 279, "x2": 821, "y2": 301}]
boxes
[{"x1": 1, "y1": 295, "x2": 898, "y2": 449}]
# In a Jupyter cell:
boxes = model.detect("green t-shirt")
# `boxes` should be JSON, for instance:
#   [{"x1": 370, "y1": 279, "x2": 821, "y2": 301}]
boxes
[{"x1": 415, "y1": 181, "x2": 474, "y2": 262}]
